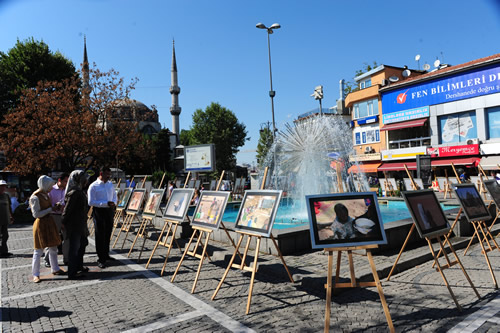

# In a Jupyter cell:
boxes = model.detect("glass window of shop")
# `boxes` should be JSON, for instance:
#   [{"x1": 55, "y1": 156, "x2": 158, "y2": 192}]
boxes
[
  {"x1": 387, "y1": 122, "x2": 430, "y2": 149},
  {"x1": 486, "y1": 106, "x2": 500, "y2": 139},
  {"x1": 353, "y1": 98, "x2": 378, "y2": 119},
  {"x1": 438, "y1": 111, "x2": 477, "y2": 144}
]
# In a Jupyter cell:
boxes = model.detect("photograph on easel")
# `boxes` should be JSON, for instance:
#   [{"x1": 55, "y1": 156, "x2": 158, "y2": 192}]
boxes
[
  {"x1": 164, "y1": 188, "x2": 194, "y2": 222},
  {"x1": 306, "y1": 192, "x2": 387, "y2": 249},
  {"x1": 143, "y1": 189, "x2": 165, "y2": 217},
  {"x1": 191, "y1": 191, "x2": 230, "y2": 230},
  {"x1": 484, "y1": 180, "x2": 500, "y2": 206},
  {"x1": 127, "y1": 189, "x2": 146, "y2": 213},
  {"x1": 117, "y1": 188, "x2": 133, "y2": 209},
  {"x1": 234, "y1": 190, "x2": 282, "y2": 237},
  {"x1": 402, "y1": 190, "x2": 451, "y2": 238},
  {"x1": 453, "y1": 184, "x2": 491, "y2": 222}
]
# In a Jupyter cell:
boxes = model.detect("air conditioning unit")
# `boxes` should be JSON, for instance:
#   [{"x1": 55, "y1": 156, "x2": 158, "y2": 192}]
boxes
[
  {"x1": 380, "y1": 79, "x2": 389, "y2": 87},
  {"x1": 365, "y1": 146, "x2": 373, "y2": 153},
  {"x1": 466, "y1": 138, "x2": 479, "y2": 145}
]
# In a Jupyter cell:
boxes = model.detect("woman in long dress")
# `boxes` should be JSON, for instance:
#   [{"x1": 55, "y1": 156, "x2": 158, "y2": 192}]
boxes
[{"x1": 29, "y1": 176, "x2": 65, "y2": 283}]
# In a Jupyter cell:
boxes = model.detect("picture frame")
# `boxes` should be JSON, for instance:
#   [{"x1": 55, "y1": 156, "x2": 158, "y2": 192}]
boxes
[
  {"x1": 117, "y1": 188, "x2": 133, "y2": 209},
  {"x1": 306, "y1": 192, "x2": 387, "y2": 249},
  {"x1": 126, "y1": 188, "x2": 146, "y2": 213},
  {"x1": 402, "y1": 190, "x2": 451, "y2": 238},
  {"x1": 191, "y1": 191, "x2": 230, "y2": 230},
  {"x1": 142, "y1": 189, "x2": 165, "y2": 217},
  {"x1": 163, "y1": 188, "x2": 195, "y2": 222},
  {"x1": 234, "y1": 190, "x2": 282, "y2": 237},
  {"x1": 453, "y1": 184, "x2": 491, "y2": 222},
  {"x1": 483, "y1": 180, "x2": 500, "y2": 208}
]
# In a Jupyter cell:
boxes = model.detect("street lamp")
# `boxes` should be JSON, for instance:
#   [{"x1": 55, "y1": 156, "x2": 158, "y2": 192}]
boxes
[{"x1": 256, "y1": 22, "x2": 280, "y2": 138}]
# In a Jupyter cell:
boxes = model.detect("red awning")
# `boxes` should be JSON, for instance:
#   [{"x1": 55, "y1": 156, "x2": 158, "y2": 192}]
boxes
[
  {"x1": 381, "y1": 118, "x2": 428, "y2": 131},
  {"x1": 348, "y1": 163, "x2": 380, "y2": 174},
  {"x1": 431, "y1": 157, "x2": 480, "y2": 167},
  {"x1": 378, "y1": 162, "x2": 417, "y2": 171}
]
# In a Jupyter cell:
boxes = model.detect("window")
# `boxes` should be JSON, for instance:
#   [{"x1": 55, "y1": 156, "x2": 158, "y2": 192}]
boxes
[
  {"x1": 359, "y1": 79, "x2": 371, "y2": 89},
  {"x1": 353, "y1": 124, "x2": 380, "y2": 146},
  {"x1": 486, "y1": 106, "x2": 500, "y2": 139},
  {"x1": 438, "y1": 111, "x2": 477, "y2": 144},
  {"x1": 353, "y1": 98, "x2": 378, "y2": 120}
]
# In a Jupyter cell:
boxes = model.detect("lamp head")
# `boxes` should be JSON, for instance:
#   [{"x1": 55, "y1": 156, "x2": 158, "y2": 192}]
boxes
[
  {"x1": 270, "y1": 23, "x2": 281, "y2": 29},
  {"x1": 256, "y1": 23, "x2": 266, "y2": 29}
]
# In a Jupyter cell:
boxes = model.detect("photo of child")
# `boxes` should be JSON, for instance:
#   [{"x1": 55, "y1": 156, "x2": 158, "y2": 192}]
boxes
[
  {"x1": 143, "y1": 190, "x2": 164, "y2": 216},
  {"x1": 127, "y1": 190, "x2": 145, "y2": 212}
]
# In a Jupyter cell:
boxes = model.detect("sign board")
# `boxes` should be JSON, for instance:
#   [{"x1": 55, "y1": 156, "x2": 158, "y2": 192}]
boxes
[
  {"x1": 416, "y1": 155, "x2": 432, "y2": 187},
  {"x1": 382, "y1": 106, "x2": 429, "y2": 124},
  {"x1": 427, "y1": 144, "x2": 479, "y2": 157},
  {"x1": 382, "y1": 146, "x2": 427, "y2": 161},
  {"x1": 349, "y1": 153, "x2": 381, "y2": 162},
  {"x1": 184, "y1": 144, "x2": 216, "y2": 172}
]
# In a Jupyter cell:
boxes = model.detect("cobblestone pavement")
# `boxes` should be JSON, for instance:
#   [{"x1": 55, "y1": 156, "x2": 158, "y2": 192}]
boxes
[{"x1": 1, "y1": 218, "x2": 500, "y2": 332}]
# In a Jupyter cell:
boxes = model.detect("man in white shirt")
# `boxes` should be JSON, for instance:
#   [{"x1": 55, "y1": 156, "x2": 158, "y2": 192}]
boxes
[{"x1": 88, "y1": 167, "x2": 117, "y2": 268}]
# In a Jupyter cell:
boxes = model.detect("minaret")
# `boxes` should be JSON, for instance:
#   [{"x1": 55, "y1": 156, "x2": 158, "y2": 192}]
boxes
[
  {"x1": 82, "y1": 35, "x2": 90, "y2": 95},
  {"x1": 169, "y1": 40, "x2": 181, "y2": 138}
]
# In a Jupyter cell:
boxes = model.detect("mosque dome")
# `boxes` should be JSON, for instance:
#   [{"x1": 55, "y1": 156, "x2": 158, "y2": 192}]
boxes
[{"x1": 111, "y1": 98, "x2": 161, "y2": 134}]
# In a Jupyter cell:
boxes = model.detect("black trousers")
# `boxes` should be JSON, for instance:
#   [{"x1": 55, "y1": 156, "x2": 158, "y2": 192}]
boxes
[
  {"x1": 0, "y1": 224, "x2": 8, "y2": 254},
  {"x1": 93, "y1": 207, "x2": 113, "y2": 263},
  {"x1": 67, "y1": 230, "x2": 88, "y2": 278}
]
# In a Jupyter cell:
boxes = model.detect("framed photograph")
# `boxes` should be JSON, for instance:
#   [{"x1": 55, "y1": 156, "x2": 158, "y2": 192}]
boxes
[
  {"x1": 117, "y1": 188, "x2": 133, "y2": 209},
  {"x1": 191, "y1": 191, "x2": 230, "y2": 230},
  {"x1": 484, "y1": 180, "x2": 500, "y2": 207},
  {"x1": 453, "y1": 184, "x2": 491, "y2": 222},
  {"x1": 126, "y1": 189, "x2": 146, "y2": 213},
  {"x1": 143, "y1": 189, "x2": 165, "y2": 217},
  {"x1": 234, "y1": 190, "x2": 282, "y2": 237},
  {"x1": 402, "y1": 190, "x2": 450, "y2": 238},
  {"x1": 306, "y1": 192, "x2": 387, "y2": 249},
  {"x1": 164, "y1": 188, "x2": 195, "y2": 222}
]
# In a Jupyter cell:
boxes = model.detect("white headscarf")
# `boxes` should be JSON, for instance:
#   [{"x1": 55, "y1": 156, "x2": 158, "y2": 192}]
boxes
[
  {"x1": 65, "y1": 170, "x2": 88, "y2": 196},
  {"x1": 37, "y1": 176, "x2": 55, "y2": 193}
]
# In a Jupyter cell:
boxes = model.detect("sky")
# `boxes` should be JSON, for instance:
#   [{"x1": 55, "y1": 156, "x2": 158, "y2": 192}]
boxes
[{"x1": 1, "y1": 0, "x2": 499, "y2": 167}]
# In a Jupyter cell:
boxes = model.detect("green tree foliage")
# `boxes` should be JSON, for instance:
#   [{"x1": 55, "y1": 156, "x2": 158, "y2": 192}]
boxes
[
  {"x1": 186, "y1": 102, "x2": 248, "y2": 173},
  {"x1": 179, "y1": 128, "x2": 194, "y2": 146},
  {"x1": 0, "y1": 38, "x2": 77, "y2": 118},
  {"x1": 150, "y1": 128, "x2": 173, "y2": 172},
  {"x1": 343, "y1": 61, "x2": 379, "y2": 96},
  {"x1": 256, "y1": 124, "x2": 273, "y2": 166}
]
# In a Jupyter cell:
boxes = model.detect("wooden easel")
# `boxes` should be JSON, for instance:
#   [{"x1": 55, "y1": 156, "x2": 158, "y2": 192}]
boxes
[
  {"x1": 183, "y1": 171, "x2": 191, "y2": 188},
  {"x1": 111, "y1": 212, "x2": 141, "y2": 249},
  {"x1": 404, "y1": 164, "x2": 419, "y2": 190},
  {"x1": 443, "y1": 169, "x2": 453, "y2": 199},
  {"x1": 383, "y1": 171, "x2": 395, "y2": 196},
  {"x1": 127, "y1": 215, "x2": 156, "y2": 261},
  {"x1": 324, "y1": 245, "x2": 394, "y2": 333},
  {"x1": 425, "y1": 233, "x2": 481, "y2": 310},
  {"x1": 211, "y1": 167, "x2": 294, "y2": 314},
  {"x1": 110, "y1": 208, "x2": 125, "y2": 241}
]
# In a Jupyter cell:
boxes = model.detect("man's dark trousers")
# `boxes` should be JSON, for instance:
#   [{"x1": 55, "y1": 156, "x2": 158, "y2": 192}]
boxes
[{"x1": 93, "y1": 207, "x2": 113, "y2": 263}]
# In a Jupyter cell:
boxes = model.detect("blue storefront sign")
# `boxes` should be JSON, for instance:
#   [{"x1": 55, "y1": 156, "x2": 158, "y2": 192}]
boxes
[
  {"x1": 381, "y1": 63, "x2": 500, "y2": 123},
  {"x1": 382, "y1": 106, "x2": 429, "y2": 124}
]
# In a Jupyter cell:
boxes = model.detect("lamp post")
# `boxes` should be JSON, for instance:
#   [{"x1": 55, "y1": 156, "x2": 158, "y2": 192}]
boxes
[{"x1": 256, "y1": 22, "x2": 280, "y2": 139}]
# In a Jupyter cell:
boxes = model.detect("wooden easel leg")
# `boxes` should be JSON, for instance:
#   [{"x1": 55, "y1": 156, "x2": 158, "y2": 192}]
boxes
[
  {"x1": 212, "y1": 234, "x2": 245, "y2": 301},
  {"x1": 333, "y1": 251, "x2": 342, "y2": 293},
  {"x1": 110, "y1": 210, "x2": 122, "y2": 241},
  {"x1": 171, "y1": 230, "x2": 198, "y2": 282},
  {"x1": 444, "y1": 238, "x2": 481, "y2": 300},
  {"x1": 146, "y1": 222, "x2": 168, "y2": 268},
  {"x1": 433, "y1": 208, "x2": 462, "y2": 267},
  {"x1": 367, "y1": 250, "x2": 395, "y2": 333},
  {"x1": 270, "y1": 234, "x2": 294, "y2": 283},
  {"x1": 121, "y1": 215, "x2": 137, "y2": 250},
  {"x1": 324, "y1": 251, "x2": 333, "y2": 333},
  {"x1": 463, "y1": 228, "x2": 481, "y2": 256},
  {"x1": 160, "y1": 222, "x2": 179, "y2": 276},
  {"x1": 191, "y1": 231, "x2": 211, "y2": 294},
  {"x1": 128, "y1": 218, "x2": 146, "y2": 257},
  {"x1": 221, "y1": 222, "x2": 243, "y2": 261},
  {"x1": 427, "y1": 237, "x2": 462, "y2": 311},
  {"x1": 137, "y1": 220, "x2": 152, "y2": 261},
  {"x1": 478, "y1": 222, "x2": 494, "y2": 253},
  {"x1": 479, "y1": 221, "x2": 500, "y2": 251},
  {"x1": 472, "y1": 222, "x2": 498, "y2": 289},
  {"x1": 387, "y1": 224, "x2": 415, "y2": 281},
  {"x1": 246, "y1": 236, "x2": 261, "y2": 315},
  {"x1": 112, "y1": 214, "x2": 128, "y2": 248},
  {"x1": 347, "y1": 251, "x2": 356, "y2": 287}
]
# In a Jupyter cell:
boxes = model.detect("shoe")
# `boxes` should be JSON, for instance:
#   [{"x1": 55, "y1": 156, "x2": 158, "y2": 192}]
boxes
[
  {"x1": 0, "y1": 252, "x2": 13, "y2": 258},
  {"x1": 106, "y1": 256, "x2": 116, "y2": 261},
  {"x1": 97, "y1": 261, "x2": 106, "y2": 269},
  {"x1": 44, "y1": 262, "x2": 51, "y2": 268},
  {"x1": 33, "y1": 276, "x2": 41, "y2": 283},
  {"x1": 68, "y1": 271, "x2": 86, "y2": 279},
  {"x1": 78, "y1": 266, "x2": 90, "y2": 273},
  {"x1": 52, "y1": 269, "x2": 67, "y2": 276}
]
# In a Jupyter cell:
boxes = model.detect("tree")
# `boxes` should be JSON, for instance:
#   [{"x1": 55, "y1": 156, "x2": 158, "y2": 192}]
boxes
[
  {"x1": 186, "y1": 102, "x2": 248, "y2": 173},
  {"x1": 343, "y1": 61, "x2": 379, "y2": 96},
  {"x1": 150, "y1": 128, "x2": 173, "y2": 172},
  {"x1": 0, "y1": 65, "x2": 148, "y2": 176},
  {"x1": 256, "y1": 123, "x2": 273, "y2": 166},
  {"x1": 0, "y1": 38, "x2": 77, "y2": 119}
]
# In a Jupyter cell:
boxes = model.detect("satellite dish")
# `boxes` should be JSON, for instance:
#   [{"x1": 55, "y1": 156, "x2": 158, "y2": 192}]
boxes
[
  {"x1": 388, "y1": 76, "x2": 399, "y2": 83},
  {"x1": 423, "y1": 63, "x2": 431, "y2": 71},
  {"x1": 402, "y1": 69, "x2": 411, "y2": 78},
  {"x1": 415, "y1": 54, "x2": 421, "y2": 61},
  {"x1": 434, "y1": 59, "x2": 441, "y2": 68}
]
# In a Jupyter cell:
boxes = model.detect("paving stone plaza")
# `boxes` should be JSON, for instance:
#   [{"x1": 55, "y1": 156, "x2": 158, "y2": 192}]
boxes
[{"x1": 2, "y1": 196, "x2": 500, "y2": 332}]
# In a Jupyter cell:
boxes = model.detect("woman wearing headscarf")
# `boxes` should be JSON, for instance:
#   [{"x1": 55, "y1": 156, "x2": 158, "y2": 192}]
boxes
[
  {"x1": 29, "y1": 176, "x2": 65, "y2": 283},
  {"x1": 62, "y1": 170, "x2": 89, "y2": 279}
]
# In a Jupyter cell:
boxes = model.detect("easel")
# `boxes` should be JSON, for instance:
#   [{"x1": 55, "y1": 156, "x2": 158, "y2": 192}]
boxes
[
  {"x1": 404, "y1": 164, "x2": 419, "y2": 190},
  {"x1": 477, "y1": 165, "x2": 489, "y2": 200},
  {"x1": 111, "y1": 207, "x2": 125, "y2": 241},
  {"x1": 443, "y1": 170, "x2": 453, "y2": 199},
  {"x1": 383, "y1": 171, "x2": 395, "y2": 196},
  {"x1": 211, "y1": 167, "x2": 294, "y2": 314},
  {"x1": 183, "y1": 172, "x2": 191, "y2": 188},
  {"x1": 145, "y1": 217, "x2": 184, "y2": 275},
  {"x1": 324, "y1": 245, "x2": 394, "y2": 333},
  {"x1": 112, "y1": 211, "x2": 142, "y2": 249},
  {"x1": 170, "y1": 171, "x2": 242, "y2": 293}
]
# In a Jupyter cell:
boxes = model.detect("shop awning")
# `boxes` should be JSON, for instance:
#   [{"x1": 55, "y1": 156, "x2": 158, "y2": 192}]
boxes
[
  {"x1": 348, "y1": 163, "x2": 380, "y2": 174},
  {"x1": 431, "y1": 157, "x2": 480, "y2": 167},
  {"x1": 479, "y1": 156, "x2": 500, "y2": 170},
  {"x1": 380, "y1": 118, "x2": 428, "y2": 131},
  {"x1": 378, "y1": 162, "x2": 417, "y2": 171}
]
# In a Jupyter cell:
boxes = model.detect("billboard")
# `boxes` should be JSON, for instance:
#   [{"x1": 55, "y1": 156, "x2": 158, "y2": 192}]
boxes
[{"x1": 184, "y1": 144, "x2": 216, "y2": 172}]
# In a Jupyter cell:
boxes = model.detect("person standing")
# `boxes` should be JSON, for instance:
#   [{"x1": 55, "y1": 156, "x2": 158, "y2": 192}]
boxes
[
  {"x1": 0, "y1": 180, "x2": 13, "y2": 258},
  {"x1": 29, "y1": 176, "x2": 65, "y2": 283},
  {"x1": 62, "y1": 170, "x2": 89, "y2": 279},
  {"x1": 88, "y1": 167, "x2": 117, "y2": 268},
  {"x1": 46, "y1": 173, "x2": 69, "y2": 267}
]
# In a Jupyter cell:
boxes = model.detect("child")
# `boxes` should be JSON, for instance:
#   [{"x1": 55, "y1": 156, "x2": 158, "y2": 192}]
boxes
[{"x1": 330, "y1": 203, "x2": 355, "y2": 240}]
